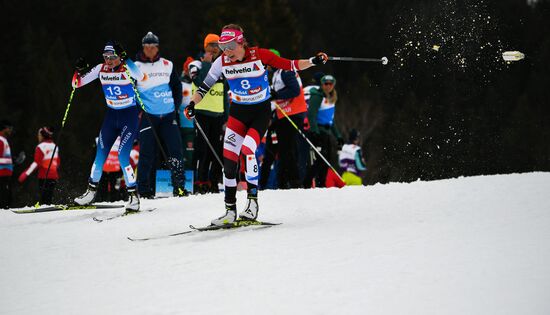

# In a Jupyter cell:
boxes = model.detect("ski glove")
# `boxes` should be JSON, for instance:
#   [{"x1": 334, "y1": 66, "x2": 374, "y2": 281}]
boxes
[
  {"x1": 75, "y1": 57, "x2": 90, "y2": 75},
  {"x1": 184, "y1": 101, "x2": 196, "y2": 120},
  {"x1": 113, "y1": 41, "x2": 127, "y2": 60},
  {"x1": 309, "y1": 52, "x2": 328, "y2": 65}
]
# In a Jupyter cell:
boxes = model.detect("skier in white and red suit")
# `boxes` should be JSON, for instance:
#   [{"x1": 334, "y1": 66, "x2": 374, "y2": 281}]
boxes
[{"x1": 185, "y1": 23, "x2": 328, "y2": 226}]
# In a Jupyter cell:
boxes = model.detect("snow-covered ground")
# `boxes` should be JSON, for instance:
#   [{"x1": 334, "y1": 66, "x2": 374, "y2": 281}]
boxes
[{"x1": 1, "y1": 172, "x2": 549, "y2": 315}]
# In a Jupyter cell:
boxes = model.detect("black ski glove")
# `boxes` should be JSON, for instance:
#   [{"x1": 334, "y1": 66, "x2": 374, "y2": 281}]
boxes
[
  {"x1": 75, "y1": 57, "x2": 90, "y2": 75},
  {"x1": 309, "y1": 52, "x2": 328, "y2": 65},
  {"x1": 184, "y1": 101, "x2": 196, "y2": 120},
  {"x1": 270, "y1": 88, "x2": 279, "y2": 100}
]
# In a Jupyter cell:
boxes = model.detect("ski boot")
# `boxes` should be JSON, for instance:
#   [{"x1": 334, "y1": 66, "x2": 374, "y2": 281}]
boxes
[
  {"x1": 74, "y1": 183, "x2": 97, "y2": 205},
  {"x1": 125, "y1": 188, "x2": 140, "y2": 213},
  {"x1": 239, "y1": 196, "x2": 258, "y2": 221},
  {"x1": 211, "y1": 203, "x2": 237, "y2": 226}
]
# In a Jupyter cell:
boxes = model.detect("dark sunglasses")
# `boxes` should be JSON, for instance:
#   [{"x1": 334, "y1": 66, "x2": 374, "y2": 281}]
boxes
[
  {"x1": 219, "y1": 41, "x2": 238, "y2": 52},
  {"x1": 323, "y1": 82, "x2": 334, "y2": 86},
  {"x1": 103, "y1": 53, "x2": 119, "y2": 61}
]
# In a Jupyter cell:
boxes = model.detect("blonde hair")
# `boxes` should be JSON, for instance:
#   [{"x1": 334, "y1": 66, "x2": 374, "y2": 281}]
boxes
[{"x1": 326, "y1": 89, "x2": 338, "y2": 104}]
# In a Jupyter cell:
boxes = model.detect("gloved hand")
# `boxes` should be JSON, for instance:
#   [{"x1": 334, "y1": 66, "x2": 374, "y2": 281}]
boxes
[
  {"x1": 309, "y1": 52, "x2": 328, "y2": 65},
  {"x1": 75, "y1": 57, "x2": 89, "y2": 75},
  {"x1": 113, "y1": 41, "x2": 127, "y2": 60},
  {"x1": 18, "y1": 172, "x2": 28, "y2": 184},
  {"x1": 184, "y1": 101, "x2": 196, "y2": 120},
  {"x1": 270, "y1": 88, "x2": 279, "y2": 100}
]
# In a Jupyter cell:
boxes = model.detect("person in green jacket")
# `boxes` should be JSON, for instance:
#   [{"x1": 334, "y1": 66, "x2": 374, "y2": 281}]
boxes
[{"x1": 303, "y1": 74, "x2": 344, "y2": 188}]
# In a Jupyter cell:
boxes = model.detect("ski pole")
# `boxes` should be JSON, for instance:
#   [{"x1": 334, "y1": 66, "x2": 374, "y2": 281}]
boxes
[
  {"x1": 329, "y1": 56, "x2": 389, "y2": 65},
  {"x1": 41, "y1": 84, "x2": 77, "y2": 201},
  {"x1": 194, "y1": 118, "x2": 224, "y2": 169},
  {"x1": 124, "y1": 63, "x2": 187, "y2": 196},
  {"x1": 273, "y1": 103, "x2": 345, "y2": 183}
]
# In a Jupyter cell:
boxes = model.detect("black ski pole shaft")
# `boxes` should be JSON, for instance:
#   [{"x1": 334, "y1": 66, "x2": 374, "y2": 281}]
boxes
[
  {"x1": 273, "y1": 103, "x2": 345, "y2": 183},
  {"x1": 194, "y1": 118, "x2": 224, "y2": 169},
  {"x1": 329, "y1": 56, "x2": 389, "y2": 65},
  {"x1": 41, "y1": 84, "x2": 77, "y2": 200},
  {"x1": 124, "y1": 63, "x2": 186, "y2": 195}
]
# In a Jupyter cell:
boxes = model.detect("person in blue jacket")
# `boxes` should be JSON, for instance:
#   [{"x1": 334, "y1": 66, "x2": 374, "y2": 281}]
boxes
[{"x1": 134, "y1": 32, "x2": 187, "y2": 198}]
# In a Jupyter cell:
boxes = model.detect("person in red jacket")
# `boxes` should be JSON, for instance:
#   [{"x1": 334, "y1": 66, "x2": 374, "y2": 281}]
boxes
[{"x1": 18, "y1": 127, "x2": 60, "y2": 204}]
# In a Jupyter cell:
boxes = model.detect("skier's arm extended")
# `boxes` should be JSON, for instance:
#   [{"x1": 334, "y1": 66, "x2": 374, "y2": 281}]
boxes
[
  {"x1": 259, "y1": 48, "x2": 327, "y2": 72},
  {"x1": 72, "y1": 64, "x2": 102, "y2": 88}
]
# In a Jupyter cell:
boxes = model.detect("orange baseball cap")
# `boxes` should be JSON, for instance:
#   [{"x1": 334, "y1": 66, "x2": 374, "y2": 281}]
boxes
[{"x1": 204, "y1": 33, "x2": 220, "y2": 49}]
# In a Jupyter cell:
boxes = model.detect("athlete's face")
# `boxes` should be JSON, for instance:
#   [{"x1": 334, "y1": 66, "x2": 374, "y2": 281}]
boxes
[
  {"x1": 103, "y1": 53, "x2": 121, "y2": 69},
  {"x1": 143, "y1": 44, "x2": 159, "y2": 60},
  {"x1": 222, "y1": 42, "x2": 245, "y2": 62}
]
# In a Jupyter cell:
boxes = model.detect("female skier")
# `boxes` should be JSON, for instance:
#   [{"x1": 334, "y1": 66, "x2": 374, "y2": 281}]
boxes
[
  {"x1": 185, "y1": 24, "x2": 328, "y2": 225},
  {"x1": 72, "y1": 42, "x2": 146, "y2": 212}
]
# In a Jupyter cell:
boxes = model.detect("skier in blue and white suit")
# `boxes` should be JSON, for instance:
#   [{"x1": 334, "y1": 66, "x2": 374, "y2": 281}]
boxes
[
  {"x1": 72, "y1": 41, "x2": 146, "y2": 211},
  {"x1": 134, "y1": 32, "x2": 186, "y2": 198}
]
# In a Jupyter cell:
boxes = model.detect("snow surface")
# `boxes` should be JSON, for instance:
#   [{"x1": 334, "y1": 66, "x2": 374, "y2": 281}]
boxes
[{"x1": 1, "y1": 172, "x2": 550, "y2": 315}]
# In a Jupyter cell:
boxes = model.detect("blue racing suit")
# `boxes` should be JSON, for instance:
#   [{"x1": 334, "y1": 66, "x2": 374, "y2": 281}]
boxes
[{"x1": 73, "y1": 60, "x2": 145, "y2": 189}]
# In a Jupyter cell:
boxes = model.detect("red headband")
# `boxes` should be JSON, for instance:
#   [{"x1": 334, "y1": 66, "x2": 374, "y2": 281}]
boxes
[{"x1": 219, "y1": 29, "x2": 244, "y2": 44}]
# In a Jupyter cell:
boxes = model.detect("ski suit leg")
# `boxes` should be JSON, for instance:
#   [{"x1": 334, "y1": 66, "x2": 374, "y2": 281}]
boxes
[
  {"x1": 137, "y1": 114, "x2": 159, "y2": 195},
  {"x1": 158, "y1": 112, "x2": 185, "y2": 190},
  {"x1": 89, "y1": 109, "x2": 119, "y2": 185},
  {"x1": 117, "y1": 107, "x2": 139, "y2": 190},
  {"x1": 222, "y1": 115, "x2": 246, "y2": 204},
  {"x1": 222, "y1": 102, "x2": 271, "y2": 204}
]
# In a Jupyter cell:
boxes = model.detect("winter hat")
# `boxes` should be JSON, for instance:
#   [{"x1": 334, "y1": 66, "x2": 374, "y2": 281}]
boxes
[
  {"x1": 203, "y1": 33, "x2": 220, "y2": 49},
  {"x1": 103, "y1": 41, "x2": 116, "y2": 53},
  {"x1": 142, "y1": 31, "x2": 159, "y2": 45},
  {"x1": 269, "y1": 48, "x2": 280, "y2": 57},
  {"x1": 320, "y1": 74, "x2": 336, "y2": 85},
  {"x1": 348, "y1": 129, "x2": 359, "y2": 143},
  {"x1": 39, "y1": 126, "x2": 54, "y2": 139}
]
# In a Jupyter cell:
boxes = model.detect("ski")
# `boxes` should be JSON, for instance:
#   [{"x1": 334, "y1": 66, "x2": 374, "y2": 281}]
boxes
[
  {"x1": 127, "y1": 220, "x2": 281, "y2": 242},
  {"x1": 11, "y1": 203, "x2": 124, "y2": 214},
  {"x1": 127, "y1": 230, "x2": 194, "y2": 242},
  {"x1": 189, "y1": 220, "x2": 281, "y2": 231},
  {"x1": 92, "y1": 208, "x2": 156, "y2": 222}
]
